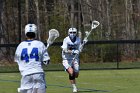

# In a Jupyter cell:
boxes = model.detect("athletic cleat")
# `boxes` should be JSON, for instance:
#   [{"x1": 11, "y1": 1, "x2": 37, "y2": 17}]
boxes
[{"x1": 73, "y1": 87, "x2": 78, "y2": 92}]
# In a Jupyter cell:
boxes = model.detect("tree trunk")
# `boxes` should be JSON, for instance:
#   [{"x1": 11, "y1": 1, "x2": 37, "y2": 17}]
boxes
[{"x1": 35, "y1": 0, "x2": 41, "y2": 40}]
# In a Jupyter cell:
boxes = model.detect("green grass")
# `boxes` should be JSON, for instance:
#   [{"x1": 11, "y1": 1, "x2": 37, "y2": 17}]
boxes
[
  {"x1": 0, "y1": 69, "x2": 140, "y2": 93},
  {"x1": 1, "y1": 62, "x2": 140, "y2": 72}
]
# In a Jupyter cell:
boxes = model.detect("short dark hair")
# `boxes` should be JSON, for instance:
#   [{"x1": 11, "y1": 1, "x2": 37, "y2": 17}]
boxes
[{"x1": 26, "y1": 32, "x2": 36, "y2": 38}]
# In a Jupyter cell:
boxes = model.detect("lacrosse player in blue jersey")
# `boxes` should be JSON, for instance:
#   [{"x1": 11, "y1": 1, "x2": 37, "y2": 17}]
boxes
[
  {"x1": 14, "y1": 24, "x2": 50, "y2": 93},
  {"x1": 61, "y1": 28, "x2": 81, "y2": 92}
]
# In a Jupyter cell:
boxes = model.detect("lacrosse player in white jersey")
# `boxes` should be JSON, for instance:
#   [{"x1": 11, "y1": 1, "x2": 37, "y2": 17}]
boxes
[
  {"x1": 14, "y1": 24, "x2": 50, "y2": 93},
  {"x1": 61, "y1": 27, "x2": 81, "y2": 92}
]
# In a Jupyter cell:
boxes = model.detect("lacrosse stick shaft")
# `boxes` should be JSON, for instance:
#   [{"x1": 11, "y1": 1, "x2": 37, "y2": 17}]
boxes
[
  {"x1": 46, "y1": 43, "x2": 50, "y2": 50},
  {"x1": 72, "y1": 20, "x2": 100, "y2": 62},
  {"x1": 81, "y1": 20, "x2": 100, "y2": 51},
  {"x1": 71, "y1": 41, "x2": 85, "y2": 63}
]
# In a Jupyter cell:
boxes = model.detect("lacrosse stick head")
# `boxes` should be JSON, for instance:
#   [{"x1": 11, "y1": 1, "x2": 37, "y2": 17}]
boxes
[
  {"x1": 47, "y1": 29, "x2": 59, "y2": 45},
  {"x1": 91, "y1": 20, "x2": 100, "y2": 29}
]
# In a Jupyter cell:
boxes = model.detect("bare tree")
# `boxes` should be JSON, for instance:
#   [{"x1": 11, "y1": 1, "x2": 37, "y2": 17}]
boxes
[{"x1": 34, "y1": 0, "x2": 41, "y2": 40}]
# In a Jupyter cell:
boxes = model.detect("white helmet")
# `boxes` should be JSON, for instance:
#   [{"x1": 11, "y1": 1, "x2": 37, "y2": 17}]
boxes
[
  {"x1": 68, "y1": 28, "x2": 77, "y2": 39},
  {"x1": 25, "y1": 24, "x2": 37, "y2": 35},
  {"x1": 68, "y1": 28, "x2": 77, "y2": 34}
]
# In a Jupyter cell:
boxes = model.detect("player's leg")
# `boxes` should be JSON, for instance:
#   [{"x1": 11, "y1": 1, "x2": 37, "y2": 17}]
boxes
[
  {"x1": 18, "y1": 75, "x2": 33, "y2": 93},
  {"x1": 26, "y1": 89, "x2": 33, "y2": 93},
  {"x1": 71, "y1": 60, "x2": 80, "y2": 92},
  {"x1": 18, "y1": 88, "x2": 27, "y2": 93},
  {"x1": 65, "y1": 63, "x2": 77, "y2": 92},
  {"x1": 63, "y1": 60, "x2": 74, "y2": 76},
  {"x1": 67, "y1": 67, "x2": 74, "y2": 76},
  {"x1": 32, "y1": 73, "x2": 46, "y2": 93},
  {"x1": 73, "y1": 59, "x2": 79, "y2": 78},
  {"x1": 18, "y1": 88, "x2": 34, "y2": 93},
  {"x1": 74, "y1": 72, "x2": 79, "y2": 78},
  {"x1": 69, "y1": 73, "x2": 77, "y2": 93},
  {"x1": 37, "y1": 88, "x2": 46, "y2": 93},
  {"x1": 29, "y1": 88, "x2": 46, "y2": 93},
  {"x1": 31, "y1": 88, "x2": 46, "y2": 93},
  {"x1": 62, "y1": 60, "x2": 77, "y2": 92}
]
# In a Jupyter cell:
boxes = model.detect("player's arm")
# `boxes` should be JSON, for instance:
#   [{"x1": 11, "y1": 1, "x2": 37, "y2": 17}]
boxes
[
  {"x1": 61, "y1": 43, "x2": 75, "y2": 54},
  {"x1": 61, "y1": 38, "x2": 71, "y2": 53},
  {"x1": 61, "y1": 38, "x2": 79, "y2": 54},
  {"x1": 14, "y1": 44, "x2": 21, "y2": 63},
  {"x1": 62, "y1": 48, "x2": 72, "y2": 53},
  {"x1": 62, "y1": 47, "x2": 79, "y2": 55},
  {"x1": 42, "y1": 43, "x2": 50, "y2": 66},
  {"x1": 78, "y1": 38, "x2": 83, "y2": 52},
  {"x1": 43, "y1": 51, "x2": 50, "y2": 66}
]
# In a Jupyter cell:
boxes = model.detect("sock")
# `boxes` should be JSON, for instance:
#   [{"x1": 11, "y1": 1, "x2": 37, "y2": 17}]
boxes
[{"x1": 72, "y1": 84, "x2": 77, "y2": 89}]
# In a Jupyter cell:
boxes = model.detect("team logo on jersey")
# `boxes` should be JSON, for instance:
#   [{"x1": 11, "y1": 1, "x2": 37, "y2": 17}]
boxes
[
  {"x1": 68, "y1": 44, "x2": 77, "y2": 50},
  {"x1": 28, "y1": 43, "x2": 31, "y2": 46}
]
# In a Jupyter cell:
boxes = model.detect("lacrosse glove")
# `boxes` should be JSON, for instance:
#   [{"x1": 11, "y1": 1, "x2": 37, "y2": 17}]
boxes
[
  {"x1": 43, "y1": 60, "x2": 50, "y2": 66},
  {"x1": 72, "y1": 50, "x2": 79, "y2": 55}
]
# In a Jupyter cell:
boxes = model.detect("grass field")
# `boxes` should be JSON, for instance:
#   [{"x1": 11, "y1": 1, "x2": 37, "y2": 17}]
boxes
[{"x1": 0, "y1": 69, "x2": 140, "y2": 93}]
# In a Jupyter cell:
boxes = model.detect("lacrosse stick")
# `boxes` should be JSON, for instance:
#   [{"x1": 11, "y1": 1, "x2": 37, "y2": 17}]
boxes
[
  {"x1": 79, "y1": 20, "x2": 100, "y2": 51},
  {"x1": 46, "y1": 29, "x2": 59, "y2": 49},
  {"x1": 72, "y1": 20, "x2": 100, "y2": 61}
]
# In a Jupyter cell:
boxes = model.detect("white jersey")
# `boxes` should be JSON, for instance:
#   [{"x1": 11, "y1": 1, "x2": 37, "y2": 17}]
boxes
[
  {"x1": 61, "y1": 36, "x2": 81, "y2": 60},
  {"x1": 15, "y1": 40, "x2": 50, "y2": 76}
]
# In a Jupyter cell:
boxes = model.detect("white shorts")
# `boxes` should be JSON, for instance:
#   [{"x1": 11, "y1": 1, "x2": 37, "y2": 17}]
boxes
[
  {"x1": 62, "y1": 59, "x2": 79, "y2": 72},
  {"x1": 19, "y1": 73, "x2": 46, "y2": 91}
]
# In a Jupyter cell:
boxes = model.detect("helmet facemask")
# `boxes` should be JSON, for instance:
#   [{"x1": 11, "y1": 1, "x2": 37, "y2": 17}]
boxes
[{"x1": 68, "y1": 28, "x2": 77, "y2": 41}]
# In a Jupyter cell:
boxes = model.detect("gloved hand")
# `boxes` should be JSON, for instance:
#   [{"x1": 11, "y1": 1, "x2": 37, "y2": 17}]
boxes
[
  {"x1": 43, "y1": 60, "x2": 50, "y2": 66},
  {"x1": 83, "y1": 38, "x2": 88, "y2": 44},
  {"x1": 72, "y1": 50, "x2": 79, "y2": 55}
]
